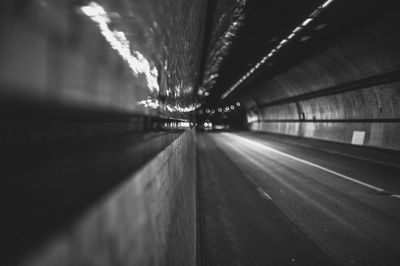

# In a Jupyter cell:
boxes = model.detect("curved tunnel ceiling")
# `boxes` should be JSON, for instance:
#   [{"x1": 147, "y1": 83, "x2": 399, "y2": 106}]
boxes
[{"x1": 200, "y1": 0, "x2": 399, "y2": 109}]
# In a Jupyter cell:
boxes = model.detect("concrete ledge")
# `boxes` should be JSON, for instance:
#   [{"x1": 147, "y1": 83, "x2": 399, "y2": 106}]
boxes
[{"x1": 22, "y1": 130, "x2": 197, "y2": 266}]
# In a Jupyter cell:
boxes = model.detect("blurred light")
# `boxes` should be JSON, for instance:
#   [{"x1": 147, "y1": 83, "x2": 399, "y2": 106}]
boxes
[
  {"x1": 167, "y1": 103, "x2": 200, "y2": 113},
  {"x1": 302, "y1": 18, "x2": 313, "y2": 27},
  {"x1": 225, "y1": 106, "x2": 230, "y2": 111},
  {"x1": 230, "y1": 105, "x2": 235, "y2": 110},
  {"x1": 181, "y1": 122, "x2": 190, "y2": 128},
  {"x1": 300, "y1": 36, "x2": 311, "y2": 42},
  {"x1": 314, "y1": 24, "x2": 327, "y2": 30},
  {"x1": 293, "y1": 26, "x2": 302, "y2": 33},
  {"x1": 221, "y1": 0, "x2": 334, "y2": 100},
  {"x1": 310, "y1": 9, "x2": 322, "y2": 18},
  {"x1": 211, "y1": 109, "x2": 215, "y2": 114},
  {"x1": 280, "y1": 39, "x2": 288, "y2": 45},
  {"x1": 204, "y1": 91, "x2": 210, "y2": 96},
  {"x1": 205, "y1": 108, "x2": 210, "y2": 114},
  {"x1": 218, "y1": 108, "x2": 223, "y2": 112},
  {"x1": 137, "y1": 98, "x2": 159, "y2": 109},
  {"x1": 80, "y1": 2, "x2": 159, "y2": 92},
  {"x1": 203, "y1": 122, "x2": 213, "y2": 128},
  {"x1": 321, "y1": 0, "x2": 335, "y2": 8},
  {"x1": 236, "y1": 102, "x2": 241, "y2": 106}
]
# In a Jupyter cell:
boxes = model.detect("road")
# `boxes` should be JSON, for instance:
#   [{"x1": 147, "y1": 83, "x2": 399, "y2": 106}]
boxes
[{"x1": 197, "y1": 132, "x2": 400, "y2": 265}]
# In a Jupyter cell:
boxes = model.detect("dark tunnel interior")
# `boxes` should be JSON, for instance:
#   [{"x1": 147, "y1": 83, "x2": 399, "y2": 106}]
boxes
[{"x1": 1, "y1": 0, "x2": 400, "y2": 265}]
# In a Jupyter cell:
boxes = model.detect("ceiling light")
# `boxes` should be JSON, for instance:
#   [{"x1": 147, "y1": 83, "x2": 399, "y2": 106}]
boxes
[
  {"x1": 221, "y1": 0, "x2": 335, "y2": 100},
  {"x1": 321, "y1": 0, "x2": 335, "y2": 8},
  {"x1": 280, "y1": 39, "x2": 288, "y2": 45},
  {"x1": 293, "y1": 26, "x2": 302, "y2": 33},
  {"x1": 302, "y1": 18, "x2": 313, "y2": 27},
  {"x1": 310, "y1": 9, "x2": 322, "y2": 18}
]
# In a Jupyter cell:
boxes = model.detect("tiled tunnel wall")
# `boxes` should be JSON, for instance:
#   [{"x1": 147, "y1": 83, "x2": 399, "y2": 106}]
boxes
[{"x1": 247, "y1": 14, "x2": 400, "y2": 150}]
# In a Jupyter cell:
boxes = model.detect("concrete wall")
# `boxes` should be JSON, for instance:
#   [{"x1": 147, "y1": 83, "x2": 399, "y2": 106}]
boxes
[
  {"x1": 247, "y1": 13, "x2": 400, "y2": 150},
  {"x1": 0, "y1": 1, "x2": 204, "y2": 264},
  {"x1": 0, "y1": 0, "x2": 206, "y2": 120},
  {"x1": 21, "y1": 130, "x2": 197, "y2": 266}
]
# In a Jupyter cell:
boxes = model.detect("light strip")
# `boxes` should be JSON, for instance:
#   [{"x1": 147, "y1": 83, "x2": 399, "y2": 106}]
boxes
[
  {"x1": 302, "y1": 18, "x2": 313, "y2": 27},
  {"x1": 221, "y1": 0, "x2": 336, "y2": 99},
  {"x1": 322, "y1": 0, "x2": 335, "y2": 8},
  {"x1": 80, "y1": 2, "x2": 159, "y2": 92}
]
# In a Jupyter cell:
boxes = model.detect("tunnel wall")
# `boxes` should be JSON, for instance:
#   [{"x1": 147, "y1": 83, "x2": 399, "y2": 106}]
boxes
[
  {"x1": 0, "y1": 0, "x2": 206, "y2": 123},
  {"x1": 22, "y1": 130, "x2": 197, "y2": 266},
  {"x1": 248, "y1": 14, "x2": 400, "y2": 150},
  {"x1": 0, "y1": 1, "x2": 204, "y2": 263}
]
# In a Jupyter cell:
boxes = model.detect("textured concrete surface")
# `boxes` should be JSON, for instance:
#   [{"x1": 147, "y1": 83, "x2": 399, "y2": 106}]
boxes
[
  {"x1": 245, "y1": 13, "x2": 400, "y2": 150},
  {"x1": 20, "y1": 130, "x2": 197, "y2": 266},
  {"x1": 0, "y1": 0, "x2": 206, "y2": 120}
]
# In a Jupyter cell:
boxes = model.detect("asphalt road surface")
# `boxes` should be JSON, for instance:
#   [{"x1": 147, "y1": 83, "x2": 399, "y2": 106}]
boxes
[{"x1": 197, "y1": 132, "x2": 400, "y2": 266}]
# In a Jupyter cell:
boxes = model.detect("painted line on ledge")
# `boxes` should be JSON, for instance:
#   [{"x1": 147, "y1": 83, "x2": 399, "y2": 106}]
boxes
[
  {"x1": 256, "y1": 187, "x2": 273, "y2": 200},
  {"x1": 390, "y1": 194, "x2": 400, "y2": 199},
  {"x1": 230, "y1": 134, "x2": 387, "y2": 194}
]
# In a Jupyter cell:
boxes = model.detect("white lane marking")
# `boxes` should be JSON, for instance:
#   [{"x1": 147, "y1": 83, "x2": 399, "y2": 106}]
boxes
[
  {"x1": 256, "y1": 187, "x2": 272, "y2": 200},
  {"x1": 391, "y1": 194, "x2": 400, "y2": 199},
  {"x1": 241, "y1": 170, "x2": 273, "y2": 200},
  {"x1": 225, "y1": 134, "x2": 387, "y2": 193}
]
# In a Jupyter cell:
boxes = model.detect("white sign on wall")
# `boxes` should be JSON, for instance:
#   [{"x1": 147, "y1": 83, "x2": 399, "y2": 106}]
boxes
[{"x1": 351, "y1": 131, "x2": 365, "y2": 145}]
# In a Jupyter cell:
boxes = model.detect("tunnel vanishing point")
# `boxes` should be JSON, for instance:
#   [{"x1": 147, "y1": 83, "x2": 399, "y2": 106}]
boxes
[{"x1": 1, "y1": 0, "x2": 400, "y2": 265}]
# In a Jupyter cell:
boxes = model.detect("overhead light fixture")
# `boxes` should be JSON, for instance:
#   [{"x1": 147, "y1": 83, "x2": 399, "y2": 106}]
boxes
[
  {"x1": 221, "y1": 0, "x2": 336, "y2": 100},
  {"x1": 302, "y1": 18, "x2": 313, "y2": 27},
  {"x1": 280, "y1": 39, "x2": 288, "y2": 45},
  {"x1": 293, "y1": 26, "x2": 302, "y2": 33},
  {"x1": 321, "y1": 0, "x2": 335, "y2": 8}
]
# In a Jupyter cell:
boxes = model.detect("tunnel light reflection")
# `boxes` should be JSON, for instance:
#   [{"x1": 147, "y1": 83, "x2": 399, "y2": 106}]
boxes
[
  {"x1": 80, "y1": 2, "x2": 159, "y2": 92},
  {"x1": 138, "y1": 98, "x2": 200, "y2": 113},
  {"x1": 302, "y1": 18, "x2": 313, "y2": 27},
  {"x1": 138, "y1": 98, "x2": 159, "y2": 109},
  {"x1": 322, "y1": 0, "x2": 335, "y2": 8},
  {"x1": 221, "y1": 0, "x2": 336, "y2": 99}
]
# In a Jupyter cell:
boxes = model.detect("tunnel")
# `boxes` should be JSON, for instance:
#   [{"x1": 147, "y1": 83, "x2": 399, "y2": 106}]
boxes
[{"x1": 1, "y1": 0, "x2": 400, "y2": 265}]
